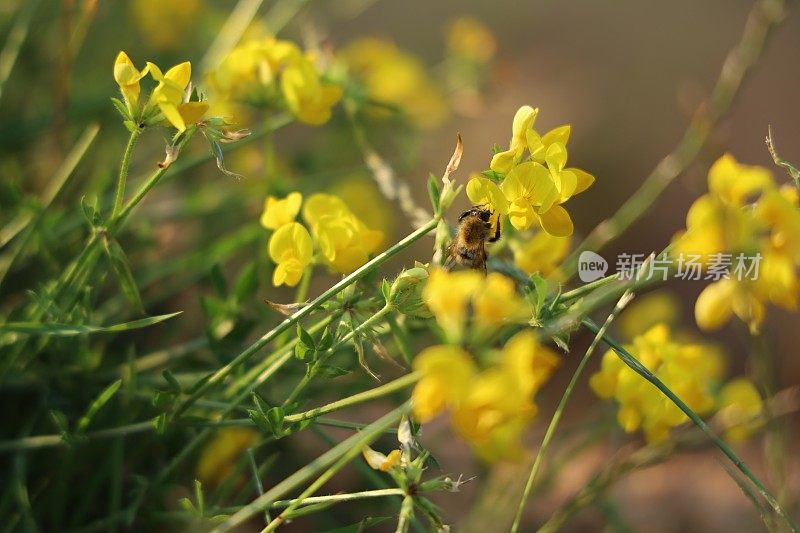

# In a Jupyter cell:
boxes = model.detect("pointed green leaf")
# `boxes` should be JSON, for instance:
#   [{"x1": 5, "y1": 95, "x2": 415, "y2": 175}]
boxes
[
  {"x1": 102, "y1": 236, "x2": 145, "y2": 314},
  {"x1": 76, "y1": 379, "x2": 122, "y2": 432},
  {"x1": 0, "y1": 311, "x2": 182, "y2": 336}
]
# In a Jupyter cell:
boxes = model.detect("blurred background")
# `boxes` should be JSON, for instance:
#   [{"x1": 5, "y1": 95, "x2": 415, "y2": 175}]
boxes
[{"x1": 1, "y1": 0, "x2": 799, "y2": 531}]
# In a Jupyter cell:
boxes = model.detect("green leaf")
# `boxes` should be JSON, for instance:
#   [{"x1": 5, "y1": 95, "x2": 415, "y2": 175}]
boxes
[
  {"x1": 102, "y1": 236, "x2": 145, "y2": 314},
  {"x1": 0, "y1": 312, "x2": 182, "y2": 336},
  {"x1": 317, "y1": 365, "x2": 350, "y2": 378},
  {"x1": 162, "y1": 369, "x2": 182, "y2": 393},
  {"x1": 380, "y1": 278, "x2": 391, "y2": 304},
  {"x1": 49, "y1": 410, "x2": 69, "y2": 436},
  {"x1": 178, "y1": 497, "x2": 196, "y2": 515},
  {"x1": 80, "y1": 195, "x2": 102, "y2": 228},
  {"x1": 234, "y1": 262, "x2": 259, "y2": 303},
  {"x1": 123, "y1": 120, "x2": 139, "y2": 133},
  {"x1": 480, "y1": 169, "x2": 505, "y2": 182},
  {"x1": 209, "y1": 264, "x2": 228, "y2": 297},
  {"x1": 76, "y1": 379, "x2": 122, "y2": 432},
  {"x1": 427, "y1": 173, "x2": 441, "y2": 212},
  {"x1": 110, "y1": 97, "x2": 131, "y2": 121},
  {"x1": 294, "y1": 342, "x2": 313, "y2": 361},
  {"x1": 297, "y1": 324, "x2": 315, "y2": 351},
  {"x1": 266, "y1": 407, "x2": 284, "y2": 434},
  {"x1": 317, "y1": 326, "x2": 333, "y2": 353},
  {"x1": 152, "y1": 391, "x2": 176, "y2": 410},
  {"x1": 528, "y1": 273, "x2": 548, "y2": 316},
  {"x1": 193, "y1": 480, "x2": 205, "y2": 517},
  {"x1": 152, "y1": 413, "x2": 167, "y2": 435}
]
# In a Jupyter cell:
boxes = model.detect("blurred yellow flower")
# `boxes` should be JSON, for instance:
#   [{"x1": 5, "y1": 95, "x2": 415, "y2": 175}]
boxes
[
  {"x1": 716, "y1": 378, "x2": 763, "y2": 442},
  {"x1": 131, "y1": 0, "x2": 200, "y2": 50},
  {"x1": 422, "y1": 268, "x2": 529, "y2": 342},
  {"x1": 340, "y1": 38, "x2": 448, "y2": 129},
  {"x1": 329, "y1": 175, "x2": 394, "y2": 238},
  {"x1": 302, "y1": 193, "x2": 383, "y2": 275},
  {"x1": 196, "y1": 427, "x2": 258, "y2": 487},
  {"x1": 512, "y1": 231, "x2": 571, "y2": 278},
  {"x1": 260, "y1": 192, "x2": 302, "y2": 230},
  {"x1": 268, "y1": 222, "x2": 313, "y2": 287},
  {"x1": 412, "y1": 345, "x2": 476, "y2": 423},
  {"x1": 500, "y1": 330, "x2": 561, "y2": 396},
  {"x1": 281, "y1": 59, "x2": 343, "y2": 125},
  {"x1": 472, "y1": 273, "x2": 531, "y2": 334},
  {"x1": 113, "y1": 51, "x2": 148, "y2": 110},
  {"x1": 208, "y1": 37, "x2": 341, "y2": 125},
  {"x1": 589, "y1": 324, "x2": 724, "y2": 444},
  {"x1": 618, "y1": 290, "x2": 681, "y2": 339},
  {"x1": 673, "y1": 154, "x2": 800, "y2": 333},
  {"x1": 446, "y1": 17, "x2": 497, "y2": 63},
  {"x1": 490, "y1": 105, "x2": 538, "y2": 174}
]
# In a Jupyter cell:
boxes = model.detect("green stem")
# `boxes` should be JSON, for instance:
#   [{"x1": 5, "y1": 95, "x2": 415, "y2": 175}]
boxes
[
  {"x1": 582, "y1": 319, "x2": 799, "y2": 533},
  {"x1": 172, "y1": 218, "x2": 439, "y2": 419},
  {"x1": 511, "y1": 292, "x2": 633, "y2": 533},
  {"x1": 282, "y1": 303, "x2": 394, "y2": 407},
  {"x1": 111, "y1": 128, "x2": 140, "y2": 220},
  {"x1": 270, "y1": 488, "x2": 405, "y2": 509}
]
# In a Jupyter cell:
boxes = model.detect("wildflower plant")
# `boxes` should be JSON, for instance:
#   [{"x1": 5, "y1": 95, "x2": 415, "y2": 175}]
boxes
[{"x1": 1, "y1": 3, "x2": 798, "y2": 533}]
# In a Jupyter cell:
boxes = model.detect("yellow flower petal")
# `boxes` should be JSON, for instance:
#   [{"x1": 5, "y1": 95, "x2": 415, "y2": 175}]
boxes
[
  {"x1": 261, "y1": 192, "x2": 303, "y2": 230},
  {"x1": 466, "y1": 176, "x2": 509, "y2": 215},
  {"x1": 694, "y1": 280, "x2": 736, "y2": 331},
  {"x1": 537, "y1": 205, "x2": 574, "y2": 236}
]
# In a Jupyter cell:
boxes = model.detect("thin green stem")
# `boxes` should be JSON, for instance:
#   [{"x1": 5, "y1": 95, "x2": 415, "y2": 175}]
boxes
[
  {"x1": 270, "y1": 488, "x2": 405, "y2": 509},
  {"x1": 111, "y1": 128, "x2": 140, "y2": 220},
  {"x1": 172, "y1": 218, "x2": 439, "y2": 419},
  {"x1": 583, "y1": 319, "x2": 799, "y2": 533},
  {"x1": 511, "y1": 291, "x2": 633, "y2": 533}
]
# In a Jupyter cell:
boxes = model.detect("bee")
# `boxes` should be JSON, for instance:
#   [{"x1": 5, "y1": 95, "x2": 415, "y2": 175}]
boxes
[{"x1": 445, "y1": 205, "x2": 501, "y2": 273}]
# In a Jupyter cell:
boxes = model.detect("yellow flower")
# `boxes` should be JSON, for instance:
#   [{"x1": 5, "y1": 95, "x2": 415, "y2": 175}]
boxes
[
  {"x1": 280, "y1": 58, "x2": 343, "y2": 125},
  {"x1": 512, "y1": 231, "x2": 571, "y2": 278},
  {"x1": 260, "y1": 192, "x2": 302, "y2": 230},
  {"x1": 500, "y1": 330, "x2": 561, "y2": 396},
  {"x1": 114, "y1": 51, "x2": 149, "y2": 110},
  {"x1": 329, "y1": 174, "x2": 394, "y2": 238},
  {"x1": 450, "y1": 367, "x2": 534, "y2": 462},
  {"x1": 501, "y1": 161, "x2": 576, "y2": 236},
  {"x1": 618, "y1": 290, "x2": 681, "y2": 339},
  {"x1": 341, "y1": 38, "x2": 448, "y2": 129},
  {"x1": 526, "y1": 124, "x2": 571, "y2": 163},
  {"x1": 708, "y1": 153, "x2": 772, "y2": 206},
  {"x1": 147, "y1": 60, "x2": 208, "y2": 132},
  {"x1": 208, "y1": 37, "x2": 340, "y2": 125},
  {"x1": 466, "y1": 175, "x2": 509, "y2": 219},
  {"x1": 490, "y1": 105, "x2": 538, "y2": 174},
  {"x1": 196, "y1": 428, "x2": 258, "y2": 487},
  {"x1": 672, "y1": 154, "x2": 800, "y2": 332},
  {"x1": 472, "y1": 272, "x2": 531, "y2": 334},
  {"x1": 411, "y1": 345, "x2": 476, "y2": 423},
  {"x1": 590, "y1": 324, "x2": 724, "y2": 444},
  {"x1": 267, "y1": 222, "x2": 313, "y2": 287},
  {"x1": 446, "y1": 17, "x2": 497, "y2": 63},
  {"x1": 131, "y1": 0, "x2": 200, "y2": 50},
  {"x1": 717, "y1": 378, "x2": 763, "y2": 442},
  {"x1": 422, "y1": 268, "x2": 483, "y2": 342},
  {"x1": 362, "y1": 446, "x2": 402, "y2": 472},
  {"x1": 302, "y1": 193, "x2": 383, "y2": 275}
]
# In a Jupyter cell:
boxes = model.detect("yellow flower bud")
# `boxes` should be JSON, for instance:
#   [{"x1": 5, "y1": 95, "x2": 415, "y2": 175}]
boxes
[
  {"x1": 113, "y1": 51, "x2": 148, "y2": 110},
  {"x1": 260, "y1": 192, "x2": 302, "y2": 230}
]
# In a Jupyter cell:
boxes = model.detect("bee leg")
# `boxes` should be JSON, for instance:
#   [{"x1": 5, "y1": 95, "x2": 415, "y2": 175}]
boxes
[{"x1": 487, "y1": 214, "x2": 501, "y2": 243}]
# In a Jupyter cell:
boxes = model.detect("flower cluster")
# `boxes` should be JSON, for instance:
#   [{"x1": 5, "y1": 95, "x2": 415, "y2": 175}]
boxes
[
  {"x1": 339, "y1": 38, "x2": 448, "y2": 129},
  {"x1": 511, "y1": 231, "x2": 572, "y2": 279},
  {"x1": 672, "y1": 154, "x2": 800, "y2": 332},
  {"x1": 114, "y1": 51, "x2": 209, "y2": 132},
  {"x1": 422, "y1": 267, "x2": 531, "y2": 343},
  {"x1": 208, "y1": 37, "x2": 343, "y2": 125},
  {"x1": 466, "y1": 106, "x2": 595, "y2": 236},
  {"x1": 412, "y1": 331, "x2": 560, "y2": 461},
  {"x1": 261, "y1": 192, "x2": 383, "y2": 286},
  {"x1": 589, "y1": 323, "x2": 763, "y2": 444}
]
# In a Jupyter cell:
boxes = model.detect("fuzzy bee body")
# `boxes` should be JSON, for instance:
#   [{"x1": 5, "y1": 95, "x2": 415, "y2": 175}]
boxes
[{"x1": 445, "y1": 206, "x2": 501, "y2": 273}]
